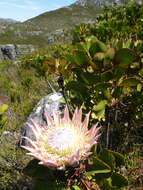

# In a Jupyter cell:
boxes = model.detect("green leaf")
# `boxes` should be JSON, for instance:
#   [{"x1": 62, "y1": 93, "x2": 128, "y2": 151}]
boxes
[
  {"x1": 73, "y1": 50, "x2": 89, "y2": 65},
  {"x1": 137, "y1": 83, "x2": 142, "y2": 92},
  {"x1": 111, "y1": 173, "x2": 128, "y2": 188},
  {"x1": 135, "y1": 41, "x2": 143, "y2": 53},
  {"x1": 78, "y1": 72, "x2": 101, "y2": 85},
  {"x1": 101, "y1": 70, "x2": 113, "y2": 82},
  {"x1": 113, "y1": 68, "x2": 126, "y2": 80},
  {"x1": 0, "y1": 116, "x2": 7, "y2": 126},
  {"x1": 94, "y1": 52, "x2": 105, "y2": 61},
  {"x1": 73, "y1": 186, "x2": 82, "y2": 190},
  {"x1": 32, "y1": 180, "x2": 57, "y2": 190},
  {"x1": 66, "y1": 81, "x2": 88, "y2": 96},
  {"x1": 95, "y1": 83, "x2": 112, "y2": 91},
  {"x1": 139, "y1": 68, "x2": 143, "y2": 77},
  {"x1": 123, "y1": 39, "x2": 134, "y2": 49},
  {"x1": 23, "y1": 159, "x2": 55, "y2": 180},
  {"x1": 93, "y1": 100, "x2": 108, "y2": 112},
  {"x1": 86, "y1": 157, "x2": 111, "y2": 175},
  {"x1": 112, "y1": 87, "x2": 122, "y2": 98},
  {"x1": 92, "y1": 100, "x2": 108, "y2": 120},
  {"x1": 114, "y1": 48, "x2": 136, "y2": 68},
  {"x1": 105, "y1": 48, "x2": 115, "y2": 59},
  {"x1": 119, "y1": 77, "x2": 141, "y2": 87},
  {"x1": 84, "y1": 36, "x2": 97, "y2": 51},
  {"x1": 99, "y1": 149, "x2": 116, "y2": 170},
  {"x1": 114, "y1": 40, "x2": 123, "y2": 50},
  {"x1": 94, "y1": 173, "x2": 112, "y2": 183},
  {"x1": 0, "y1": 104, "x2": 8, "y2": 115},
  {"x1": 110, "y1": 151, "x2": 125, "y2": 167},
  {"x1": 85, "y1": 36, "x2": 97, "y2": 44},
  {"x1": 89, "y1": 40, "x2": 107, "y2": 56},
  {"x1": 89, "y1": 60, "x2": 103, "y2": 70},
  {"x1": 85, "y1": 72, "x2": 101, "y2": 84}
]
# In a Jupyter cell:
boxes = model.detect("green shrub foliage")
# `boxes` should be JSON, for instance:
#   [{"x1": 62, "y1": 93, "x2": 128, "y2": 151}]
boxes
[
  {"x1": 0, "y1": 104, "x2": 8, "y2": 127},
  {"x1": 0, "y1": 1, "x2": 143, "y2": 190}
]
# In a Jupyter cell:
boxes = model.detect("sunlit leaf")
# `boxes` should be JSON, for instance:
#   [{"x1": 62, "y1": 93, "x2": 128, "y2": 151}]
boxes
[
  {"x1": 89, "y1": 40, "x2": 107, "y2": 56},
  {"x1": 105, "y1": 48, "x2": 115, "y2": 59},
  {"x1": 0, "y1": 116, "x2": 7, "y2": 126},
  {"x1": 0, "y1": 104, "x2": 8, "y2": 115},
  {"x1": 94, "y1": 52, "x2": 105, "y2": 61},
  {"x1": 137, "y1": 83, "x2": 142, "y2": 92},
  {"x1": 93, "y1": 100, "x2": 108, "y2": 112},
  {"x1": 73, "y1": 186, "x2": 82, "y2": 190},
  {"x1": 114, "y1": 40, "x2": 123, "y2": 50},
  {"x1": 93, "y1": 100, "x2": 108, "y2": 120}
]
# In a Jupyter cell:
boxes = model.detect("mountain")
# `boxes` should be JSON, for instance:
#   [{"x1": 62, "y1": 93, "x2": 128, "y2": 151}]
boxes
[
  {"x1": 0, "y1": 0, "x2": 141, "y2": 46},
  {"x1": 0, "y1": 4, "x2": 98, "y2": 46},
  {"x1": 75, "y1": 0, "x2": 143, "y2": 8},
  {"x1": 0, "y1": 18, "x2": 19, "y2": 25},
  {"x1": 0, "y1": 18, "x2": 19, "y2": 29},
  {"x1": 75, "y1": 0, "x2": 123, "y2": 8}
]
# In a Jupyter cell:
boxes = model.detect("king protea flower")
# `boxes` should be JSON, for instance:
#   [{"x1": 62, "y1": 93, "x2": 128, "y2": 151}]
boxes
[{"x1": 21, "y1": 106, "x2": 100, "y2": 170}]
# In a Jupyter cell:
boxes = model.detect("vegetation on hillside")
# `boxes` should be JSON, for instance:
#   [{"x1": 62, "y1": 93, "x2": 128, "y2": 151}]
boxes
[
  {"x1": 0, "y1": 1, "x2": 143, "y2": 189},
  {"x1": 0, "y1": 5, "x2": 98, "y2": 46}
]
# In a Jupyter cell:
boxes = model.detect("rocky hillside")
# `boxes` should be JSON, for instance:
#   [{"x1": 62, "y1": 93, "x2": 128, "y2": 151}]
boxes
[
  {"x1": 0, "y1": 18, "x2": 19, "y2": 29},
  {"x1": 0, "y1": 5, "x2": 97, "y2": 46},
  {"x1": 0, "y1": 44, "x2": 35, "y2": 60},
  {"x1": 75, "y1": 0, "x2": 124, "y2": 8},
  {"x1": 75, "y1": 0, "x2": 143, "y2": 7},
  {"x1": 0, "y1": 0, "x2": 142, "y2": 46}
]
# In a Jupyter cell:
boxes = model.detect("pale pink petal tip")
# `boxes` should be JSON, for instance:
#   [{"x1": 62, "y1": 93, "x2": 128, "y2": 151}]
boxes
[{"x1": 21, "y1": 106, "x2": 101, "y2": 169}]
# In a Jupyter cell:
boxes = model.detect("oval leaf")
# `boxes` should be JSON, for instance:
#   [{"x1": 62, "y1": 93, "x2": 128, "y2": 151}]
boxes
[
  {"x1": 89, "y1": 40, "x2": 107, "y2": 56},
  {"x1": 114, "y1": 48, "x2": 136, "y2": 68},
  {"x1": 93, "y1": 100, "x2": 108, "y2": 112},
  {"x1": 105, "y1": 48, "x2": 115, "y2": 59},
  {"x1": 111, "y1": 173, "x2": 128, "y2": 188},
  {"x1": 87, "y1": 157, "x2": 111, "y2": 174},
  {"x1": 99, "y1": 149, "x2": 116, "y2": 170},
  {"x1": 94, "y1": 52, "x2": 105, "y2": 61},
  {"x1": 110, "y1": 151, "x2": 125, "y2": 167},
  {"x1": 0, "y1": 104, "x2": 8, "y2": 115},
  {"x1": 119, "y1": 77, "x2": 141, "y2": 87}
]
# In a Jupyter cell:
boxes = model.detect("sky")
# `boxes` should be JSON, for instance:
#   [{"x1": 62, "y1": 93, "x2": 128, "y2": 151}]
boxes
[{"x1": 0, "y1": 0, "x2": 76, "y2": 22}]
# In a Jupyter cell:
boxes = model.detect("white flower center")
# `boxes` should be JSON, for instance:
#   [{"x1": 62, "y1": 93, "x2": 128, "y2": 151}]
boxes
[{"x1": 48, "y1": 128, "x2": 76, "y2": 151}]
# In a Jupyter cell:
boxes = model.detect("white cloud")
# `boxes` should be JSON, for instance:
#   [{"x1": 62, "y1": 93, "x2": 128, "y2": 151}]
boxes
[{"x1": 0, "y1": 0, "x2": 41, "y2": 10}]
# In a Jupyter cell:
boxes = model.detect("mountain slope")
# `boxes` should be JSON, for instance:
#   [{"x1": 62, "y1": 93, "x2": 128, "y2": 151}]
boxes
[
  {"x1": 75, "y1": 0, "x2": 126, "y2": 7},
  {"x1": 0, "y1": 18, "x2": 19, "y2": 29},
  {"x1": 0, "y1": 18, "x2": 18, "y2": 25},
  {"x1": 0, "y1": 4, "x2": 98, "y2": 46},
  {"x1": 0, "y1": 0, "x2": 141, "y2": 46}
]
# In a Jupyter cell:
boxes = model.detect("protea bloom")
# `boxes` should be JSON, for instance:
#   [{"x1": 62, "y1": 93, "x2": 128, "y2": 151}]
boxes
[{"x1": 21, "y1": 106, "x2": 100, "y2": 170}]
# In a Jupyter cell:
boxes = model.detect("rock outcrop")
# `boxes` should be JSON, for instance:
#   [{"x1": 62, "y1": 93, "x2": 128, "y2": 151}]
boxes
[
  {"x1": 0, "y1": 44, "x2": 35, "y2": 60},
  {"x1": 20, "y1": 92, "x2": 65, "y2": 146},
  {"x1": 75, "y1": 0, "x2": 125, "y2": 9}
]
